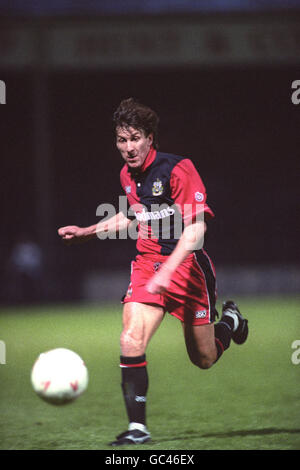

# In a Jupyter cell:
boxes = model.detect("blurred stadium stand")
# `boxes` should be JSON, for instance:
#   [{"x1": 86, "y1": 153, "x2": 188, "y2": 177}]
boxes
[
  {"x1": 1, "y1": 3, "x2": 299, "y2": 303},
  {"x1": 1, "y1": 0, "x2": 300, "y2": 15}
]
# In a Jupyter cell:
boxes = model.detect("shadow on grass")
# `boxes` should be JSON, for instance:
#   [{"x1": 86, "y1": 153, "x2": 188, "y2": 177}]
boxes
[
  {"x1": 157, "y1": 427, "x2": 300, "y2": 443},
  {"x1": 202, "y1": 428, "x2": 300, "y2": 438}
]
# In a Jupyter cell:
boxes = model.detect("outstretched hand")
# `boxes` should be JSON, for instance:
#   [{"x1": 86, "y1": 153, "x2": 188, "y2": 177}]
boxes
[{"x1": 58, "y1": 225, "x2": 87, "y2": 245}]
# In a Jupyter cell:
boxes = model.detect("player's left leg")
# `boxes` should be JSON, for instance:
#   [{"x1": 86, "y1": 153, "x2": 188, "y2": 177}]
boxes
[
  {"x1": 183, "y1": 301, "x2": 249, "y2": 369},
  {"x1": 178, "y1": 251, "x2": 248, "y2": 368},
  {"x1": 183, "y1": 322, "x2": 217, "y2": 369}
]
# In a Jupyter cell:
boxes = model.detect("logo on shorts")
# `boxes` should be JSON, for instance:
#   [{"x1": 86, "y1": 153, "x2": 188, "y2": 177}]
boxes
[
  {"x1": 195, "y1": 310, "x2": 207, "y2": 319},
  {"x1": 152, "y1": 178, "x2": 164, "y2": 196},
  {"x1": 125, "y1": 185, "x2": 131, "y2": 194},
  {"x1": 153, "y1": 262, "x2": 162, "y2": 272}
]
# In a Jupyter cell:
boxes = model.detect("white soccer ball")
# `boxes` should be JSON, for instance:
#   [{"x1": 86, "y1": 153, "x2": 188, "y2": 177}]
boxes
[{"x1": 31, "y1": 348, "x2": 88, "y2": 405}]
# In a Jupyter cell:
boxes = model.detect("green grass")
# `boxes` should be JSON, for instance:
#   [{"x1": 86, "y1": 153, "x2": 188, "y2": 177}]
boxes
[{"x1": 0, "y1": 296, "x2": 300, "y2": 450}]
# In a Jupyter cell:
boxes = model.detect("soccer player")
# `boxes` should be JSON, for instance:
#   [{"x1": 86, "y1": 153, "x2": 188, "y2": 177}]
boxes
[{"x1": 58, "y1": 98, "x2": 248, "y2": 446}]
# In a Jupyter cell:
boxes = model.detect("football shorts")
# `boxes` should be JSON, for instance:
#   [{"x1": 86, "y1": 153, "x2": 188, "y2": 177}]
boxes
[{"x1": 122, "y1": 250, "x2": 218, "y2": 325}]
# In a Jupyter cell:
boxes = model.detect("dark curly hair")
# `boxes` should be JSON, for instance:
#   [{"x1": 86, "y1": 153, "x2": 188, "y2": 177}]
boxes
[{"x1": 113, "y1": 98, "x2": 159, "y2": 149}]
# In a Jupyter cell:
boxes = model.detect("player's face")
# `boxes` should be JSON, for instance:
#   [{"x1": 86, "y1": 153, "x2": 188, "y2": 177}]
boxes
[{"x1": 116, "y1": 126, "x2": 153, "y2": 169}]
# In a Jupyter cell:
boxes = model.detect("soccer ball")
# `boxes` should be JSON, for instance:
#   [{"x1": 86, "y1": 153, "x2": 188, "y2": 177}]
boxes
[{"x1": 31, "y1": 348, "x2": 88, "y2": 405}]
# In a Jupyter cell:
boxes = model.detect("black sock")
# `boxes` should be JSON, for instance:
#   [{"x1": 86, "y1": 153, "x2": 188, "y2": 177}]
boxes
[
  {"x1": 214, "y1": 320, "x2": 232, "y2": 362},
  {"x1": 120, "y1": 354, "x2": 148, "y2": 426}
]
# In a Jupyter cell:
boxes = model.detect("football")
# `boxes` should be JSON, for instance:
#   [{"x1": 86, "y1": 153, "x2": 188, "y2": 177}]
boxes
[{"x1": 31, "y1": 348, "x2": 88, "y2": 405}]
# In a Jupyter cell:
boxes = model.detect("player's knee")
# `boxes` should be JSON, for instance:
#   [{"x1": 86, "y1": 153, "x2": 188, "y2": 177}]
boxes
[
  {"x1": 120, "y1": 329, "x2": 144, "y2": 355},
  {"x1": 189, "y1": 352, "x2": 214, "y2": 370}
]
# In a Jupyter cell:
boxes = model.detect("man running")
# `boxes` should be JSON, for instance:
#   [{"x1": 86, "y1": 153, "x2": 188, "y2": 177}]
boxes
[{"x1": 58, "y1": 98, "x2": 248, "y2": 446}]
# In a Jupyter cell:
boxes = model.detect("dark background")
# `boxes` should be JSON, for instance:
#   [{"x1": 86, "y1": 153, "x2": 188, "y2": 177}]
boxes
[{"x1": 1, "y1": 7, "x2": 300, "y2": 303}]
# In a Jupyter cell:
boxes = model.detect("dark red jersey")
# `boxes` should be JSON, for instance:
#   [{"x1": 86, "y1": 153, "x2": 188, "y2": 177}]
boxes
[{"x1": 120, "y1": 147, "x2": 214, "y2": 256}]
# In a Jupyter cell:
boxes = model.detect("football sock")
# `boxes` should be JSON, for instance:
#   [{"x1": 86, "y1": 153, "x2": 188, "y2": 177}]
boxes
[
  {"x1": 120, "y1": 354, "x2": 148, "y2": 426},
  {"x1": 214, "y1": 320, "x2": 232, "y2": 362}
]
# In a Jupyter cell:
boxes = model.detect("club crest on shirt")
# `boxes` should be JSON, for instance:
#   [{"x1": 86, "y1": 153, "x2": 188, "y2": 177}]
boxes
[
  {"x1": 125, "y1": 185, "x2": 131, "y2": 194},
  {"x1": 152, "y1": 178, "x2": 164, "y2": 196}
]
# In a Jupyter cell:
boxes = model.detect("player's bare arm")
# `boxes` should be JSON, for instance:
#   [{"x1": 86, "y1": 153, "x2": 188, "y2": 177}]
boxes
[
  {"x1": 146, "y1": 220, "x2": 207, "y2": 295},
  {"x1": 58, "y1": 211, "x2": 132, "y2": 245}
]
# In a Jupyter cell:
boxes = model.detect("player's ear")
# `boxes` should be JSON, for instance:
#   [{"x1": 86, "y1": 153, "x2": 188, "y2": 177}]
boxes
[{"x1": 147, "y1": 133, "x2": 154, "y2": 146}]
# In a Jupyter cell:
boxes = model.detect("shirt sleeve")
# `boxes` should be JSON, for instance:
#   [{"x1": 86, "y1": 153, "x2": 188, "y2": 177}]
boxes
[{"x1": 170, "y1": 159, "x2": 214, "y2": 224}]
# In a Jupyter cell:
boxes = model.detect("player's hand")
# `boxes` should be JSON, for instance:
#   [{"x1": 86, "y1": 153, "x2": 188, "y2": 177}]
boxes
[
  {"x1": 57, "y1": 226, "x2": 87, "y2": 245},
  {"x1": 146, "y1": 265, "x2": 172, "y2": 295}
]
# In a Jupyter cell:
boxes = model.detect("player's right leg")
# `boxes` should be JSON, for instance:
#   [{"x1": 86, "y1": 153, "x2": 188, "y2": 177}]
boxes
[{"x1": 110, "y1": 301, "x2": 165, "y2": 446}]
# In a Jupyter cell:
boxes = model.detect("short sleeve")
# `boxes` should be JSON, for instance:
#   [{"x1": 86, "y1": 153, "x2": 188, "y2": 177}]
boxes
[{"x1": 170, "y1": 159, "x2": 214, "y2": 224}]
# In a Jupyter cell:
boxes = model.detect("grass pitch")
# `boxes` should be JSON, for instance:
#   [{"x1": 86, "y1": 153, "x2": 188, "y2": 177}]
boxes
[{"x1": 0, "y1": 296, "x2": 299, "y2": 450}]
